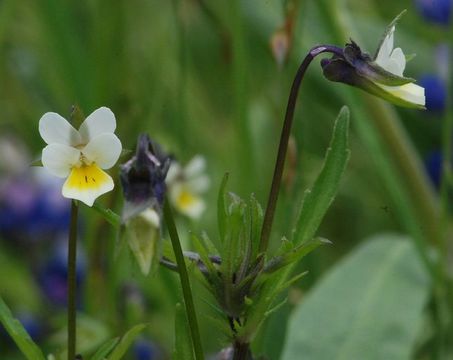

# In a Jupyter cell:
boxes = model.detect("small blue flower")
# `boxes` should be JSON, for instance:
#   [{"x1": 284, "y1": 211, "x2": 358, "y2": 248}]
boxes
[
  {"x1": 415, "y1": 0, "x2": 452, "y2": 25},
  {"x1": 0, "y1": 170, "x2": 70, "y2": 242},
  {"x1": 16, "y1": 312, "x2": 43, "y2": 341},
  {"x1": 424, "y1": 150, "x2": 443, "y2": 188},
  {"x1": 133, "y1": 338, "x2": 159, "y2": 360},
  {"x1": 419, "y1": 75, "x2": 447, "y2": 112},
  {"x1": 38, "y1": 240, "x2": 86, "y2": 306}
]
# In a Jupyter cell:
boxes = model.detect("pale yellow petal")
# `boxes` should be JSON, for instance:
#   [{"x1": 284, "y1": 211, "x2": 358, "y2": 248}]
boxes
[
  {"x1": 62, "y1": 164, "x2": 114, "y2": 206},
  {"x1": 377, "y1": 82, "x2": 425, "y2": 107}
]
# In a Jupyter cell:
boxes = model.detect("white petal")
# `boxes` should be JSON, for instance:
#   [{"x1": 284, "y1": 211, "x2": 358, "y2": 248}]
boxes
[
  {"x1": 42, "y1": 144, "x2": 81, "y2": 178},
  {"x1": 187, "y1": 175, "x2": 210, "y2": 193},
  {"x1": 78, "y1": 107, "x2": 116, "y2": 143},
  {"x1": 388, "y1": 47, "x2": 406, "y2": 76},
  {"x1": 375, "y1": 26, "x2": 395, "y2": 67},
  {"x1": 377, "y1": 83, "x2": 425, "y2": 106},
  {"x1": 39, "y1": 112, "x2": 81, "y2": 146},
  {"x1": 82, "y1": 133, "x2": 122, "y2": 169},
  {"x1": 184, "y1": 155, "x2": 206, "y2": 178},
  {"x1": 166, "y1": 162, "x2": 182, "y2": 184},
  {"x1": 169, "y1": 184, "x2": 206, "y2": 219},
  {"x1": 62, "y1": 164, "x2": 114, "y2": 206}
]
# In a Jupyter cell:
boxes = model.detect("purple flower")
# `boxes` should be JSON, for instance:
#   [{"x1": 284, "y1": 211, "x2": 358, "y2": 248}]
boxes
[
  {"x1": 120, "y1": 134, "x2": 170, "y2": 222},
  {"x1": 415, "y1": 0, "x2": 452, "y2": 25}
]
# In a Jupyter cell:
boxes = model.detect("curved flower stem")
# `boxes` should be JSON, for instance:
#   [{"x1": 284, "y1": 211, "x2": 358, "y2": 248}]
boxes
[
  {"x1": 163, "y1": 199, "x2": 204, "y2": 360},
  {"x1": 259, "y1": 45, "x2": 343, "y2": 254},
  {"x1": 68, "y1": 200, "x2": 79, "y2": 360}
]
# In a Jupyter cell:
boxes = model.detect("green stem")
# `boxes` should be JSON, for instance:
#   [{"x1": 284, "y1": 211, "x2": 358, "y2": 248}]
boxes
[
  {"x1": 259, "y1": 45, "x2": 343, "y2": 254},
  {"x1": 233, "y1": 340, "x2": 252, "y2": 360},
  {"x1": 440, "y1": 18, "x2": 453, "y2": 352},
  {"x1": 163, "y1": 199, "x2": 204, "y2": 360},
  {"x1": 68, "y1": 200, "x2": 79, "y2": 360}
]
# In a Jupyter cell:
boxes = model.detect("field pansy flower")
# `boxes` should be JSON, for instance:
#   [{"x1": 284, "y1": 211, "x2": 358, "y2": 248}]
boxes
[
  {"x1": 166, "y1": 155, "x2": 210, "y2": 220},
  {"x1": 39, "y1": 107, "x2": 122, "y2": 206},
  {"x1": 321, "y1": 12, "x2": 425, "y2": 109},
  {"x1": 120, "y1": 134, "x2": 170, "y2": 275}
]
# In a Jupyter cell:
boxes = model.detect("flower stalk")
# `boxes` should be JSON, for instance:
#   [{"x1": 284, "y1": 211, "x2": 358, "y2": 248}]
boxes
[
  {"x1": 67, "y1": 200, "x2": 79, "y2": 360},
  {"x1": 163, "y1": 199, "x2": 204, "y2": 360},
  {"x1": 259, "y1": 45, "x2": 343, "y2": 254}
]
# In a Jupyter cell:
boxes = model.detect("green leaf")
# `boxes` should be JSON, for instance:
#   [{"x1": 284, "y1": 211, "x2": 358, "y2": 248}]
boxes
[
  {"x1": 92, "y1": 202, "x2": 121, "y2": 228},
  {"x1": 249, "y1": 194, "x2": 263, "y2": 260},
  {"x1": 51, "y1": 315, "x2": 110, "y2": 358},
  {"x1": 217, "y1": 173, "x2": 229, "y2": 243},
  {"x1": 264, "y1": 237, "x2": 331, "y2": 274},
  {"x1": 293, "y1": 106, "x2": 350, "y2": 245},
  {"x1": 281, "y1": 234, "x2": 430, "y2": 360},
  {"x1": 90, "y1": 337, "x2": 120, "y2": 360},
  {"x1": 107, "y1": 323, "x2": 147, "y2": 360},
  {"x1": 173, "y1": 303, "x2": 195, "y2": 360},
  {"x1": 0, "y1": 297, "x2": 46, "y2": 360}
]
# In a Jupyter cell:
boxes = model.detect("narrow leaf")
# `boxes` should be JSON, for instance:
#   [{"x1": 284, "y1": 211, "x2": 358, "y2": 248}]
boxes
[
  {"x1": 293, "y1": 106, "x2": 350, "y2": 245},
  {"x1": 90, "y1": 337, "x2": 120, "y2": 360},
  {"x1": 108, "y1": 323, "x2": 147, "y2": 360},
  {"x1": 217, "y1": 173, "x2": 229, "y2": 243},
  {"x1": 173, "y1": 303, "x2": 195, "y2": 360},
  {"x1": 0, "y1": 297, "x2": 46, "y2": 360}
]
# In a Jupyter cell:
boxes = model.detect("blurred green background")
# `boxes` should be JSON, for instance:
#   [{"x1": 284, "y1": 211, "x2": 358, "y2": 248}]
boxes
[{"x1": 0, "y1": 0, "x2": 450, "y2": 359}]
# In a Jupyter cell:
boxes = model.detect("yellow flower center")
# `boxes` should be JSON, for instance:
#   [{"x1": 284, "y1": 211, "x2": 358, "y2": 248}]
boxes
[
  {"x1": 177, "y1": 188, "x2": 197, "y2": 209},
  {"x1": 65, "y1": 163, "x2": 111, "y2": 191}
]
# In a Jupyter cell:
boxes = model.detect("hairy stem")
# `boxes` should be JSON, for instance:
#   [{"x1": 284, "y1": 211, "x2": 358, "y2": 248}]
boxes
[
  {"x1": 68, "y1": 200, "x2": 79, "y2": 360},
  {"x1": 163, "y1": 200, "x2": 204, "y2": 360},
  {"x1": 259, "y1": 45, "x2": 343, "y2": 254},
  {"x1": 233, "y1": 341, "x2": 252, "y2": 360}
]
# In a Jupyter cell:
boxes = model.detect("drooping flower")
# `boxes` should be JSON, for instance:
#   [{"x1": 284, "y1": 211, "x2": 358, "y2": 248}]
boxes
[
  {"x1": 120, "y1": 134, "x2": 170, "y2": 275},
  {"x1": 321, "y1": 12, "x2": 425, "y2": 109},
  {"x1": 166, "y1": 155, "x2": 210, "y2": 220},
  {"x1": 39, "y1": 107, "x2": 122, "y2": 207}
]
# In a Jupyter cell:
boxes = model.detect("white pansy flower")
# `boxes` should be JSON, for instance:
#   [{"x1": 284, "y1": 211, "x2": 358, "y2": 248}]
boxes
[
  {"x1": 322, "y1": 11, "x2": 425, "y2": 109},
  {"x1": 166, "y1": 155, "x2": 210, "y2": 220},
  {"x1": 39, "y1": 107, "x2": 122, "y2": 207},
  {"x1": 374, "y1": 25, "x2": 425, "y2": 107}
]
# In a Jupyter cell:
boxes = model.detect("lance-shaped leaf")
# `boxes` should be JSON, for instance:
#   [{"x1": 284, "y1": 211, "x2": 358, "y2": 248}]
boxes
[
  {"x1": 0, "y1": 297, "x2": 46, "y2": 360},
  {"x1": 108, "y1": 323, "x2": 147, "y2": 360},
  {"x1": 264, "y1": 237, "x2": 331, "y2": 274},
  {"x1": 293, "y1": 106, "x2": 350, "y2": 245},
  {"x1": 173, "y1": 303, "x2": 195, "y2": 360}
]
